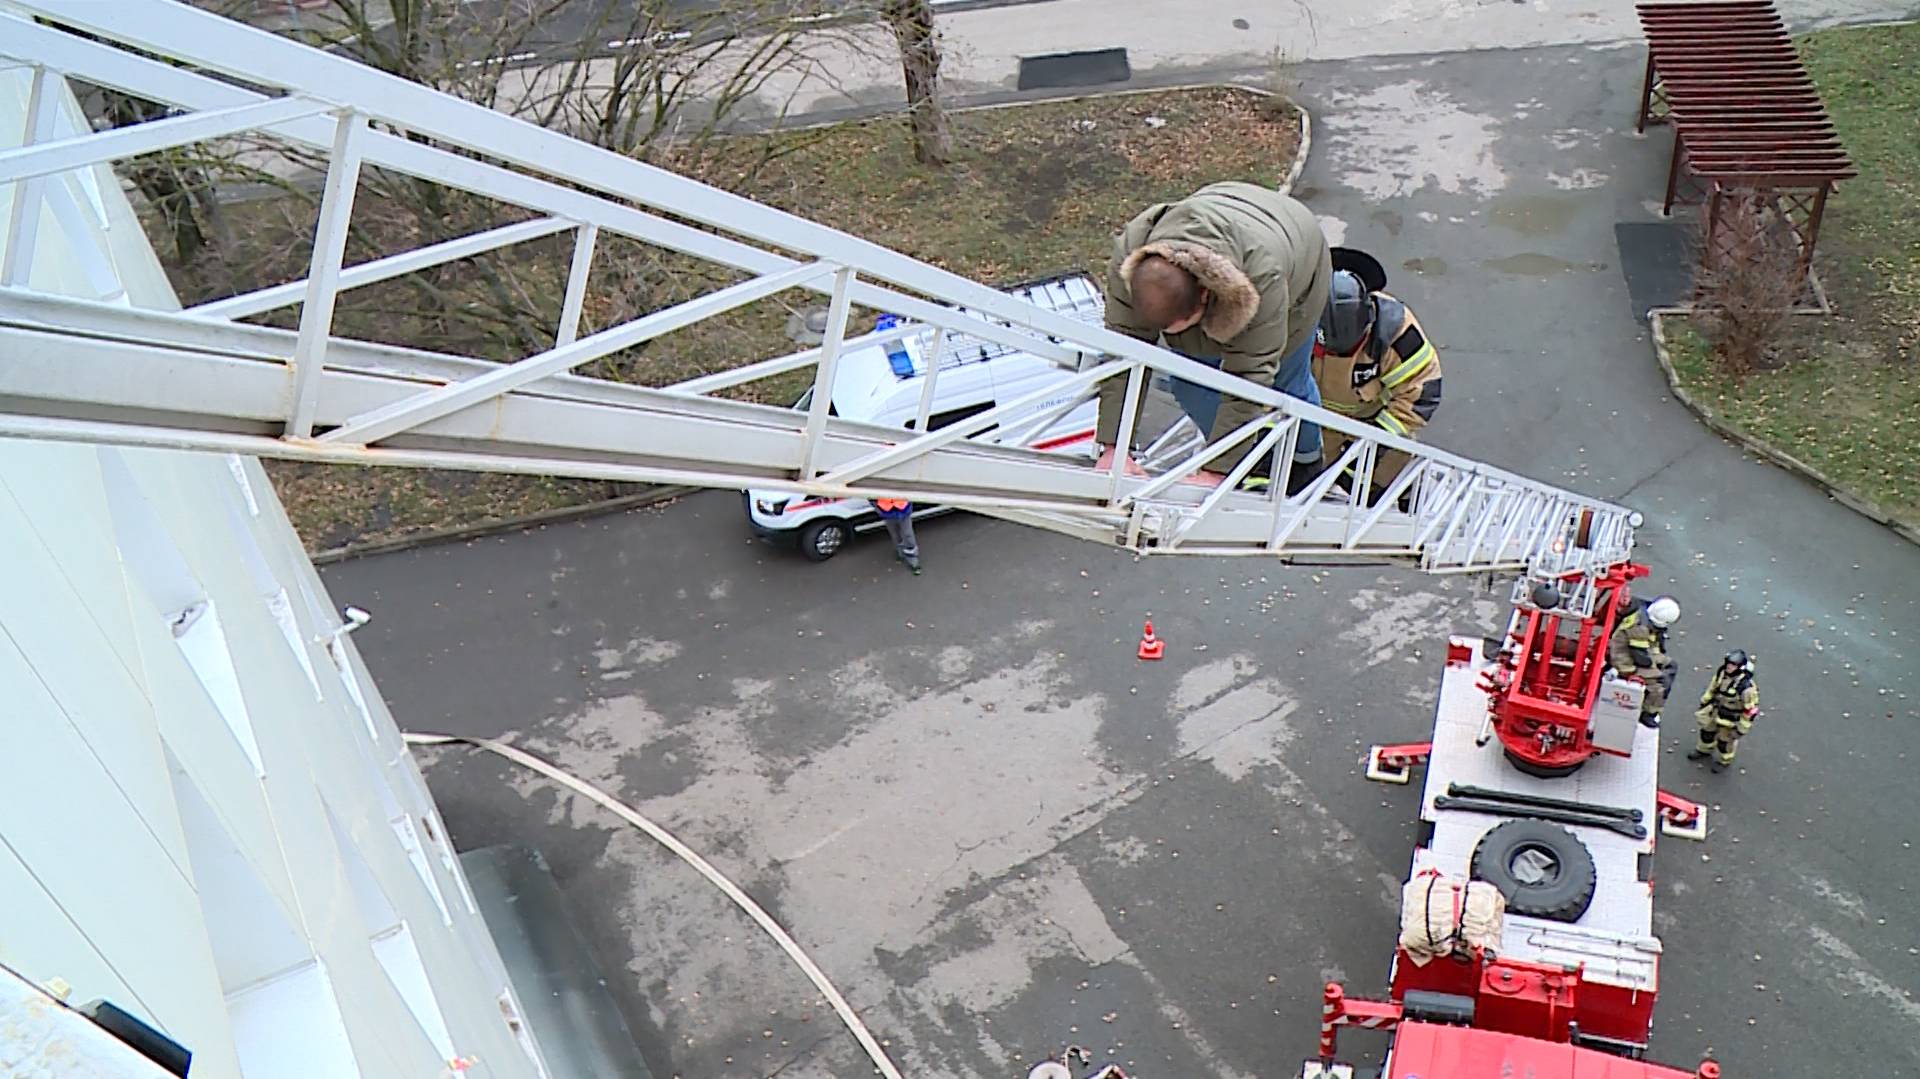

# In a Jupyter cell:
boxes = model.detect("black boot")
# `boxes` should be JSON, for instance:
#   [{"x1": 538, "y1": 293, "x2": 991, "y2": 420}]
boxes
[
  {"x1": 1285, "y1": 455, "x2": 1327, "y2": 497},
  {"x1": 1687, "y1": 747, "x2": 1711, "y2": 761},
  {"x1": 1639, "y1": 711, "x2": 1661, "y2": 729}
]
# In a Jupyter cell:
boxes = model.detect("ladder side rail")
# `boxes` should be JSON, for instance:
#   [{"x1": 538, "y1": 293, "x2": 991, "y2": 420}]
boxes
[{"x1": 0, "y1": 321, "x2": 1144, "y2": 510}]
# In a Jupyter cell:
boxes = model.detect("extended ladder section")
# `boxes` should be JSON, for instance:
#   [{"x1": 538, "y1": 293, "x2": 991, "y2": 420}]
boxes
[{"x1": 0, "y1": 0, "x2": 1637, "y2": 572}]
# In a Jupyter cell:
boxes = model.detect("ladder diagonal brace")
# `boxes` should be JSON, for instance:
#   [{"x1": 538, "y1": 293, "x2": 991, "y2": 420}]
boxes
[
  {"x1": 798, "y1": 267, "x2": 857, "y2": 479},
  {"x1": 1521, "y1": 498, "x2": 1569, "y2": 566},
  {"x1": 665, "y1": 323, "x2": 918, "y2": 397},
  {"x1": 1104, "y1": 364, "x2": 1149, "y2": 504},
  {"x1": 912, "y1": 327, "x2": 947, "y2": 433},
  {"x1": 190, "y1": 216, "x2": 573, "y2": 320},
  {"x1": 1411, "y1": 471, "x2": 1471, "y2": 554},
  {"x1": 321, "y1": 259, "x2": 836, "y2": 446},
  {"x1": 1122, "y1": 410, "x2": 1284, "y2": 506},
  {"x1": 286, "y1": 110, "x2": 366, "y2": 439},
  {"x1": 555, "y1": 223, "x2": 596, "y2": 347},
  {"x1": 993, "y1": 382, "x2": 1097, "y2": 445},
  {"x1": 1266, "y1": 419, "x2": 1303, "y2": 509},
  {"x1": 1, "y1": 67, "x2": 58, "y2": 287},
  {"x1": 1167, "y1": 419, "x2": 1290, "y2": 549},
  {"x1": 1463, "y1": 486, "x2": 1517, "y2": 567},
  {"x1": 1270, "y1": 437, "x2": 1371, "y2": 551},
  {"x1": 1492, "y1": 489, "x2": 1544, "y2": 564},
  {"x1": 1342, "y1": 459, "x2": 1429, "y2": 551},
  {"x1": 816, "y1": 359, "x2": 1129, "y2": 487},
  {"x1": 0, "y1": 94, "x2": 328, "y2": 184},
  {"x1": 1429, "y1": 478, "x2": 1488, "y2": 563}
]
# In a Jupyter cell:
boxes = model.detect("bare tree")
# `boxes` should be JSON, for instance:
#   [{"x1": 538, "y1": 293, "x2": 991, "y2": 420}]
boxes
[
  {"x1": 880, "y1": 0, "x2": 951, "y2": 166},
  {"x1": 1692, "y1": 190, "x2": 1805, "y2": 378}
]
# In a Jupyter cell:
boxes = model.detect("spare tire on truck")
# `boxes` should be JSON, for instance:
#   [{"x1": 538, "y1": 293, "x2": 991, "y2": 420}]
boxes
[{"x1": 1469, "y1": 819, "x2": 1597, "y2": 923}]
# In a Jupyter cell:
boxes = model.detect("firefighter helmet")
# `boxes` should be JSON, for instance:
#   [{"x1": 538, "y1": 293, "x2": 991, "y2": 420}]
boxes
[
  {"x1": 1319, "y1": 270, "x2": 1374, "y2": 355},
  {"x1": 1646, "y1": 596, "x2": 1680, "y2": 628},
  {"x1": 1725, "y1": 649, "x2": 1749, "y2": 668}
]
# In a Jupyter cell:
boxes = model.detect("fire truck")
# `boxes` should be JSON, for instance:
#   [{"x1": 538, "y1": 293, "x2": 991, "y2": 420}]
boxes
[{"x1": 1311, "y1": 529, "x2": 1717, "y2": 1079}]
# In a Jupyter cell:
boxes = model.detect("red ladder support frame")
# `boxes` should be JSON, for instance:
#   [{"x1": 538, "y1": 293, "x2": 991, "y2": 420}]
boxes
[
  {"x1": 1365, "y1": 741, "x2": 1432, "y2": 785},
  {"x1": 1318, "y1": 983, "x2": 1405, "y2": 1062},
  {"x1": 1656, "y1": 788, "x2": 1708, "y2": 840}
]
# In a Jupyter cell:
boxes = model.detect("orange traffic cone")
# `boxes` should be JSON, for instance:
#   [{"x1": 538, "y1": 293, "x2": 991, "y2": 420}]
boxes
[{"x1": 1137, "y1": 620, "x2": 1165, "y2": 661}]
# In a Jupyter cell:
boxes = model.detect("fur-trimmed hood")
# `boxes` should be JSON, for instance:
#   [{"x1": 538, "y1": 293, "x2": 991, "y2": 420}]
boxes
[{"x1": 1119, "y1": 239, "x2": 1260, "y2": 342}]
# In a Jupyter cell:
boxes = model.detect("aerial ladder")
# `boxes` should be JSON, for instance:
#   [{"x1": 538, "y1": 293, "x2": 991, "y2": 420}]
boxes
[{"x1": 0, "y1": 0, "x2": 1639, "y2": 581}]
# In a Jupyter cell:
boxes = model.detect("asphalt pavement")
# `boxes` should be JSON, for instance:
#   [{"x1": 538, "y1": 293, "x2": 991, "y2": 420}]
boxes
[{"x1": 322, "y1": 37, "x2": 1920, "y2": 1079}]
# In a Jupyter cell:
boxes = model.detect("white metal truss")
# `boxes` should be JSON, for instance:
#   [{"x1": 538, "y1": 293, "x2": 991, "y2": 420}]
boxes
[{"x1": 0, "y1": 0, "x2": 1639, "y2": 572}]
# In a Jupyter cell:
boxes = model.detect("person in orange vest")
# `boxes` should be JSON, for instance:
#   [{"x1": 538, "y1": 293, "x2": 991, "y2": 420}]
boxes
[{"x1": 873, "y1": 497, "x2": 921, "y2": 574}]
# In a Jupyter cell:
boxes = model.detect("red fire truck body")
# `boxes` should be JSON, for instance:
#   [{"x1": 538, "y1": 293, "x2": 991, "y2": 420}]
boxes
[
  {"x1": 1318, "y1": 554, "x2": 1713, "y2": 1079},
  {"x1": 1382, "y1": 1023, "x2": 1711, "y2": 1079}
]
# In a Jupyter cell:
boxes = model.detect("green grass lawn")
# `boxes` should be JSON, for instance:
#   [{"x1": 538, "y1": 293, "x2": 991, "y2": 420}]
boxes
[
  {"x1": 1664, "y1": 22, "x2": 1920, "y2": 530},
  {"x1": 244, "y1": 88, "x2": 1301, "y2": 550}
]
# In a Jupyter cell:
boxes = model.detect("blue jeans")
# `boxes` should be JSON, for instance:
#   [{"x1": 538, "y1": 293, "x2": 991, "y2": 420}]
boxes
[{"x1": 1167, "y1": 334, "x2": 1323, "y2": 462}]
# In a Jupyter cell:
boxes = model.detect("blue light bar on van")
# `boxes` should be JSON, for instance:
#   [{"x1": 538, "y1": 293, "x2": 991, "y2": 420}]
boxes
[{"x1": 874, "y1": 314, "x2": 917, "y2": 378}]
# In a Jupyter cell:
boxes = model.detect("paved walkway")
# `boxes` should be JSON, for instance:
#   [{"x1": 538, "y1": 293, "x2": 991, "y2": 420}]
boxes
[
  {"x1": 668, "y1": 0, "x2": 1915, "y2": 124},
  {"x1": 323, "y1": 19, "x2": 1920, "y2": 1079}
]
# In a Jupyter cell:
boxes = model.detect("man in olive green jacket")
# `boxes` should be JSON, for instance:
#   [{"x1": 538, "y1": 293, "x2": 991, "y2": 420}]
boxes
[{"x1": 1096, "y1": 182, "x2": 1332, "y2": 485}]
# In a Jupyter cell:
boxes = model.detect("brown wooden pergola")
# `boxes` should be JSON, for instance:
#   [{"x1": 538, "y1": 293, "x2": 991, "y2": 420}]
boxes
[{"x1": 1635, "y1": 1, "x2": 1855, "y2": 286}]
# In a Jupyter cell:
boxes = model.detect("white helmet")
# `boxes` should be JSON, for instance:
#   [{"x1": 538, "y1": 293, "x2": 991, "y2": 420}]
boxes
[{"x1": 1646, "y1": 596, "x2": 1680, "y2": 628}]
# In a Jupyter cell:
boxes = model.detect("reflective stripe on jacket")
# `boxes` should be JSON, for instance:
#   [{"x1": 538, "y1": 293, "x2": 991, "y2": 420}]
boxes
[
  {"x1": 1608, "y1": 610, "x2": 1668, "y2": 673},
  {"x1": 1702, "y1": 665, "x2": 1760, "y2": 719}
]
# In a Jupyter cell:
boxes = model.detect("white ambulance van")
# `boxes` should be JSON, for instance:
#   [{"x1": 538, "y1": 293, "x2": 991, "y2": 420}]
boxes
[{"x1": 746, "y1": 273, "x2": 1104, "y2": 561}]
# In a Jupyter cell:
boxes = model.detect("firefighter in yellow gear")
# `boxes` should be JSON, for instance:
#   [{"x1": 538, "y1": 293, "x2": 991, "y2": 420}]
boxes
[
  {"x1": 1690, "y1": 650, "x2": 1759, "y2": 772},
  {"x1": 1311, "y1": 249, "x2": 1442, "y2": 502},
  {"x1": 1608, "y1": 595, "x2": 1679, "y2": 728}
]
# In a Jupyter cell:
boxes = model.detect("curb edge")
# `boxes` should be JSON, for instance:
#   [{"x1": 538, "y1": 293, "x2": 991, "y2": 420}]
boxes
[
  {"x1": 1279, "y1": 99, "x2": 1311, "y2": 197},
  {"x1": 310, "y1": 486, "x2": 701, "y2": 565},
  {"x1": 1647, "y1": 309, "x2": 1920, "y2": 549}
]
